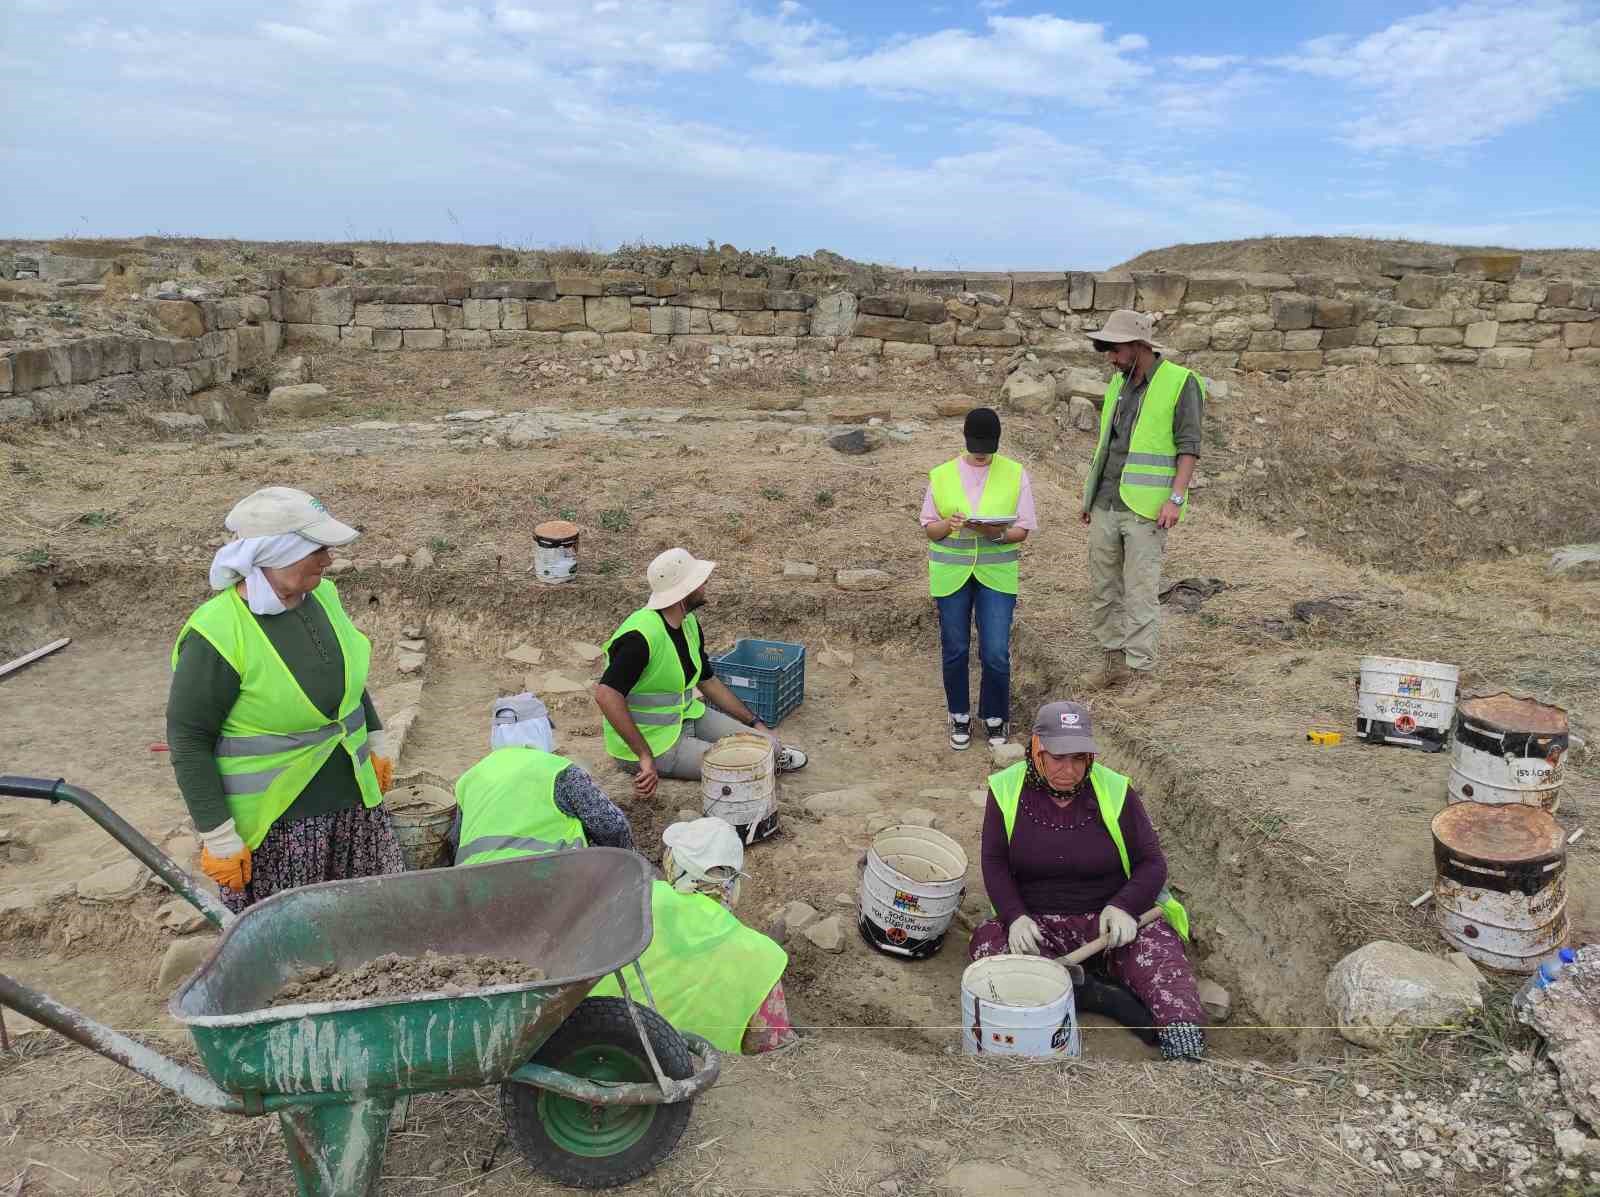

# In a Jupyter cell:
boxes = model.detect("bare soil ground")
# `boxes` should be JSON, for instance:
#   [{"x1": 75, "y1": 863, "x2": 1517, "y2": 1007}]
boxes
[
  {"x1": 1115, "y1": 235, "x2": 1600, "y2": 279},
  {"x1": 2, "y1": 344, "x2": 1598, "y2": 1195}
]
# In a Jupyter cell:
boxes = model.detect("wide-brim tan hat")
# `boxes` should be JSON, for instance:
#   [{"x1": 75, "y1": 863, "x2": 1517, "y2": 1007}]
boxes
[
  {"x1": 225, "y1": 486, "x2": 359, "y2": 546},
  {"x1": 1091, "y1": 309, "x2": 1161, "y2": 349},
  {"x1": 646, "y1": 547, "x2": 717, "y2": 609}
]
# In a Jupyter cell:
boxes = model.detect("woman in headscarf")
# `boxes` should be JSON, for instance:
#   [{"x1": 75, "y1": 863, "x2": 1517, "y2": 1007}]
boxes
[
  {"x1": 969, "y1": 699, "x2": 1207, "y2": 1061},
  {"x1": 166, "y1": 486, "x2": 402, "y2": 913}
]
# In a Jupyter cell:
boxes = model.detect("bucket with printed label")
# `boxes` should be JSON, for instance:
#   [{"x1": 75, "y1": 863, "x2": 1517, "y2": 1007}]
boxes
[
  {"x1": 960, "y1": 956, "x2": 1081, "y2": 1058},
  {"x1": 532, "y1": 520, "x2": 579, "y2": 585},
  {"x1": 1356, "y1": 655, "x2": 1459, "y2": 752},
  {"x1": 858, "y1": 825, "x2": 967, "y2": 959}
]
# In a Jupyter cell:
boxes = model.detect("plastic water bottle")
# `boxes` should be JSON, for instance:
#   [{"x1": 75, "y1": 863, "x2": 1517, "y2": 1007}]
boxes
[{"x1": 1512, "y1": 947, "x2": 1577, "y2": 1018}]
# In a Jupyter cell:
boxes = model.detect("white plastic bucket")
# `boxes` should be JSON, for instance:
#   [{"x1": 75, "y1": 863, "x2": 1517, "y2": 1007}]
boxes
[
  {"x1": 1448, "y1": 693, "x2": 1569, "y2": 812},
  {"x1": 532, "y1": 520, "x2": 579, "y2": 584},
  {"x1": 961, "y1": 956, "x2": 1081, "y2": 1058},
  {"x1": 701, "y1": 733, "x2": 778, "y2": 843},
  {"x1": 858, "y1": 825, "x2": 967, "y2": 959},
  {"x1": 1356, "y1": 655, "x2": 1460, "y2": 750}
]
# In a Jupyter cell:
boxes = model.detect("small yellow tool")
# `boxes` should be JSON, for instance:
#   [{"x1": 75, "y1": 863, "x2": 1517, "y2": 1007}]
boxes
[{"x1": 1306, "y1": 730, "x2": 1343, "y2": 746}]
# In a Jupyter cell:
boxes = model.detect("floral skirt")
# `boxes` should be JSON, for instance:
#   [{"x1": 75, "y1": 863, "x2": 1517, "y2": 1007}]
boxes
[
  {"x1": 740, "y1": 981, "x2": 798, "y2": 1054},
  {"x1": 220, "y1": 804, "x2": 406, "y2": 914}
]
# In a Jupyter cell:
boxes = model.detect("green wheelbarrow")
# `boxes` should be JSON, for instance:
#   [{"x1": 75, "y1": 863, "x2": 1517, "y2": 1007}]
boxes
[{"x1": 0, "y1": 776, "x2": 721, "y2": 1195}]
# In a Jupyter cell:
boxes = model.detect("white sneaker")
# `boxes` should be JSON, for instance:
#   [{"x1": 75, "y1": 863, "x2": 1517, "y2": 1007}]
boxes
[
  {"x1": 775, "y1": 745, "x2": 808, "y2": 773},
  {"x1": 949, "y1": 715, "x2": 972, "y2": 751},
  {"x1": 984, "y1": 718, "x2": 1008, "y2": 747}
]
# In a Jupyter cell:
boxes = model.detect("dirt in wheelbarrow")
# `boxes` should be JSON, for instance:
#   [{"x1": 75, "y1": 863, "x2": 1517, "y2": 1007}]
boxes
[{"x1": 271, "y1": 951, "x2": 544, "y2": 1006}]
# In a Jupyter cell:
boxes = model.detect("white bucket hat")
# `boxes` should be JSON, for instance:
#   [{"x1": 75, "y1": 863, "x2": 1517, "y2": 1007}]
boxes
[
  {"x1": 662, "y1": 817, "x2": 747, "y2": 908},
  {"x1": 646, "y1": 547, "x2": 717, "y2": 610},
  {"x1": 1090, "y1": 309, "x2": 1161, "y2": 349},
  {"x1": 225, "y1": 486, "x2": 359, "y2": 546}
]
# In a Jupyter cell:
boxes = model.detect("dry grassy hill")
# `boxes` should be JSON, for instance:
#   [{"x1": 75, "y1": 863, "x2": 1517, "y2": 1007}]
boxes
[{"x1": 1116, "y1": 235, "x2": 1600, "y2": 278}]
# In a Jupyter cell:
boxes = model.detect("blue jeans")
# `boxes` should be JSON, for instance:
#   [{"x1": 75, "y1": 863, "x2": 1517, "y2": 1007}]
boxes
[{"x1": 934, "y1": 577, "x2": 1016, "y2": 721}]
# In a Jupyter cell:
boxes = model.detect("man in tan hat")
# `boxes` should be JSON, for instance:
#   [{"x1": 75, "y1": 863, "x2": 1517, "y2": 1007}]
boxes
[
  {"x1": 1079, "y1": 310, "x2": 1204, "y2": 697},
  {"x1": 594, "y1": 547, "x2": 807, "y2": 799}
]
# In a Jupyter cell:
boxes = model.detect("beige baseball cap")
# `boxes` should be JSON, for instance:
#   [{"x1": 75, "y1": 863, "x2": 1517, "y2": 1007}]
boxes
[
  {"x1": 646, "y1": 547, "x2": 716, "y2": 610},
  {"x1": 224, "y1": 486, "x2": 359, "y2": 546},
  {"x1": 1090, "y1": 309, "x2": 1159, "y2": 347}
]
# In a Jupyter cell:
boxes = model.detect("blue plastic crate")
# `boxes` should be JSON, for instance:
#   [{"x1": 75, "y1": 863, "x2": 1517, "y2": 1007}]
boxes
[{"x1": 709, "y1": 638, "x2": 805, "y2": 728}]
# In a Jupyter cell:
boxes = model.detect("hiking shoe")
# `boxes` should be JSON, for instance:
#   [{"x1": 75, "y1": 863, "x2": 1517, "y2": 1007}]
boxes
[
  {"x1": 1121, "y1": 671, "x2": 1155, "y2": 704},
  {"x1": 776, "y1": 745, "x2": 808, "y2": 773},
  {"x1": 949, "y1": 715, "x2": 972, "y2": 751},
  {"x1": 984, "y1": 717, "x2": 1009, "y2": 747},
  {"x1": 1082, "y1": 650, "x2": 1131, "y2": 691}
]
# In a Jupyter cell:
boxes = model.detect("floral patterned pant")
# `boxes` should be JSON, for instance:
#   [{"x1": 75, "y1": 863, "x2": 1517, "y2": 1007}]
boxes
[
  {"x1": 741, "y1": 981, "x2": 797, "y2": 1054},
  {"x1": 968, "y1": 911, "x2": 1206, "y2": 1029},
  {"x1": 220, "y1": 805, "x2": 406, "y2": 914}
]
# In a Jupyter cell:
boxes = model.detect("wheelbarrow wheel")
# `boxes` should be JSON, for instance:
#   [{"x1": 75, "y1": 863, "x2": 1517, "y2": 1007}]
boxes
[{"x1": 501, "y1": 996, "x2": 696, "y2": 1189}]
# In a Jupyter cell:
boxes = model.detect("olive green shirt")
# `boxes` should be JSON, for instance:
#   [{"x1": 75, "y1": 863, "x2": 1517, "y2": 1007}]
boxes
[
  {"x1": 167, "y1": 597, "x2": 381, "y2": 834},
  {"x1": 1092, "y1": 355, "x2": 1205, "y2": 513}
]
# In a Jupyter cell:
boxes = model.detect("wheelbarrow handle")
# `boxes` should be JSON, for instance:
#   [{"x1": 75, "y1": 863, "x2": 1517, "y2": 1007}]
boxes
[
  {"x1": 509, "y1": 1033, "x2": 722, "y2": 1107},
  {"x1": 0, "y1": 776, "x2": 233, "y2": 929}
]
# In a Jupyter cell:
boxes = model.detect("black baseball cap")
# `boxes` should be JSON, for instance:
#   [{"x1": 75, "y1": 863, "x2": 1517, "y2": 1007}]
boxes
[{"x1": 964, "y1": 407, "x2": 1001, "y2": 454}]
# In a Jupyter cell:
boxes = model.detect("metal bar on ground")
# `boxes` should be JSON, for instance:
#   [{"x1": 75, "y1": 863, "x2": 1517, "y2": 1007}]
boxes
[
  {"x1": 1410, "y1": 890, "x2": 1434, "y2": 908},
  {"x1": 1569, "y1": 828, "x2": 1585, "y2": 846},
  {"x1": 0, "y1": 637, "x2": 70, "y2": 681}
]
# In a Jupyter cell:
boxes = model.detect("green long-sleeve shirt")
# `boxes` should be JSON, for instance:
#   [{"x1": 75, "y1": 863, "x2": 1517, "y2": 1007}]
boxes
[{"x1": 166, "y1": 596, "x2": 382, "y2": 834}]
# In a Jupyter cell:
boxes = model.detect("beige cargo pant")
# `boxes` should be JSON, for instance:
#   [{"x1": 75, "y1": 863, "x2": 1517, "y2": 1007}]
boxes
[{"x1": 1088, "y1": 506, "x2": 1168, "y2": 672}]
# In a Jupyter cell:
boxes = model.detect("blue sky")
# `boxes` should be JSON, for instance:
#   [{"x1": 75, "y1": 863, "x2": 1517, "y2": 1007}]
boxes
[{"x1": 2, "y1": 0, "x2": 1597, "y2": 268}]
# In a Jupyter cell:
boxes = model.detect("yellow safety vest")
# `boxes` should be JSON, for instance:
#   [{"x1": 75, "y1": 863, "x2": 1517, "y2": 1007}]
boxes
[
  {"x1": 601, "y1": 607, "x2": 707, "y2": 762},
  {"x1": 171, "y1": 580, "x2": 382, "y2": 850},
  {"x1": 591, "y1": 882, "x2": 788, "y2": 1055},
  {"x1": 986, "y1": 760, "x2": 1189, "y2": 940},
  {"x1": 454, "y1": 748, "x2": 586, "y2": 866},
  {"x1": 1083, "y1": 360, "x2": 1201, "y2": 522},
  {"x1": 927, "y1": 454, "x2": 1022, "y2": 597}
]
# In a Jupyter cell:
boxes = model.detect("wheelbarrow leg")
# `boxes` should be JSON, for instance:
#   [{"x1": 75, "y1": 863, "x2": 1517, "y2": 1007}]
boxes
[{"x1": 279, "y1": 1096, "x2": 397, "y2": 1197}]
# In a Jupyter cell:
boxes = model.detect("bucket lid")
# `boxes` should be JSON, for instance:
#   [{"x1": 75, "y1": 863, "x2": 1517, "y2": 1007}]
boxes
[
  {"x1": 1458, "y1": 692, "x2": 1568, "y2": 735},
  {"x1": 534, "y1": 519, "x2": 579, "y2": 539},
  {"x1": 1431, "y1": 802, "x2": 1565, "y2": 863}
]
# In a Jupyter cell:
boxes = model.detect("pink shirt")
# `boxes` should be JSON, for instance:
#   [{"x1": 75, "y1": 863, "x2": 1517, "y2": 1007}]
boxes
[{"x1": 920, "y1": 457, "x2": 1038, "y2": 530}]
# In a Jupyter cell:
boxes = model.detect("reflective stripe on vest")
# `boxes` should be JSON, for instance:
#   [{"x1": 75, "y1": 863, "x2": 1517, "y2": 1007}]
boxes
[
  {"x1": 454, "y1": 747, "x2": 587, "y2": 867},
  {"x1": 171, "y1": 580, "x2": 382, "y2": 850},
  {"x1": 927, "y1": 454, "x2": 1023, "y2": 598},
  {"x1": 602, "y1": 608, "x2": 705, "y2": 762},
  {"x1": 590, "y1": 881, "x2": 789, "y2": 1054},
  {"x1": 986, "y1": 759, "x2": 1190, "y2": 940},
  {"x1": 1083, "y1": 360, "x2": 1200, "y2": 522}
]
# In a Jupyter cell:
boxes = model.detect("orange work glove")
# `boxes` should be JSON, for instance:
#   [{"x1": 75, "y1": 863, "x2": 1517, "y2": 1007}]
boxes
[
  {"x1": 198, "y1": 819, "x2": 252, "y2": 892},
  {"x1": 372, "y1": 755, "x2": 395, "y2": 793}
]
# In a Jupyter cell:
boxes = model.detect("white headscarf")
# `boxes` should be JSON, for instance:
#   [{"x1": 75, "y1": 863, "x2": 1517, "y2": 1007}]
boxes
[
  {"x1": 208, "y1": 534, "x2": 323, "y2": 616},
  {"x1": 489, "y1": 693, "x2": 556, "y2": 752}
]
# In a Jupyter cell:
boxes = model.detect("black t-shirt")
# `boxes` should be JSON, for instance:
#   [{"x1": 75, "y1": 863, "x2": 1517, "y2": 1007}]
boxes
[{"x1": 599, "y1": 612, "x2": 706, "y2": 696}]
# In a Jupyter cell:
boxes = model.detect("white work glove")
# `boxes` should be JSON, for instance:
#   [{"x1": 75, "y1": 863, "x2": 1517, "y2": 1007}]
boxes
[
  {"x1": 1007, "y1": 915, "x2": 1044, "y2": 955},
  {"x1": 1098, "y1": 905, "x2": 1138, "y2": 950},
  {"x1": 198, "y1": 818, "x2": 251, "y2": 891},
  {"x1": 367, "y1": 729, "x2": 389, "y2": 758}
]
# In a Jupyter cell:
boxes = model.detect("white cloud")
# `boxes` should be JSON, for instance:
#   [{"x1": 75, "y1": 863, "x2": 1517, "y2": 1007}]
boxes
[
  {"x1": 259, "y1": 22, "x2": 336, "y2": 51},
  {"x1": 1276, "y1": 0, "x2": 1600, "y2": 150},
  {"x1": 1172, "y1": 54, "x2": 1242, "y2": 72}
]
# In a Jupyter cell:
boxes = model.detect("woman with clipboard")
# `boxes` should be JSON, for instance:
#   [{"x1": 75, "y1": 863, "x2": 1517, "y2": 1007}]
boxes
[{"x1": 920, "y1": 407, "x2": 1038, "y2": 751}]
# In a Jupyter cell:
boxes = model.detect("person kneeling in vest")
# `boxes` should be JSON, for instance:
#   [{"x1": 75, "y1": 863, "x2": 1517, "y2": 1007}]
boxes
[
  {"x1": 1079, "y1": 311, "x2": 1204, "y2": 700},
  {"x1": 590, "y1": 818, "x2": 796, "y2": 1055},
  {"x1": 449, "y1": 694, "x2": 636, "y2": 864},
  {"x1": 969, "y1": 700, "x2": 1207, "y2": 1061},
  {"x1": 922, "y1": 407, "x2": 1036, "y2": 750},
  {"x1": 167, "y1": 487, "x2": 403, "y2": 914},
  {"x1": 595, "y1": 547, "x2": 806, "y2": 800}
]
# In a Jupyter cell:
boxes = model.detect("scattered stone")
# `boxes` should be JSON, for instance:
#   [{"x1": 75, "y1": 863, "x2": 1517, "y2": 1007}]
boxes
[
  {"x1": 1289, "y1": 527, "x2": 1308, "y2": 542},
  {"x1": 1326, "y1": 940, "x2": 1483, "y2": 1048},
  {"x1": 803, "y1": 915, "x2": 846, "y2": 953},
  {"x1": 828, "y1": 428, "x2": 881, "y2": 455},
  {"x1": 396, "y1": 650, "x2": 427, "y2": 676},
  {"x1": 397, "y1": 638, "x2": 427, "y2": 653},
  {"x1": 380, "y1": 555, "x2": 408, "y2": 568},
  {"x1": 834, "y1": 892, "x2": 854, "y2": 908},
  {"x1": 1066, "y1": 395, "x2": 1098, "y2": 431},
  {"x1": 266, "y1": 383, "x2": 333, "y2": 416},
  {"x1": 1000, "y1": 370, "x2": 1056, "y2": 412},
  {"x1": 9, "y1": 844, "x2": 38, "y2": 864},
  {"x1": 865, "y1": 813, "x2": 896, "y2": 835},
  {"x1": 836, "y1": 569, "x2": 891, "y2": 591},
  {"x1": 145, "y1": 410, "x2": 208, "y2": 434},
  {"x1": 505, "y1": 643, "x2": 544, "y2": 667},
  {"x1": 1447, "y1": 951, "x2": 1486, "y2": 987},
  {"x1": 782, "y1": 560, "x2": 819, "y2": 580},
  {"x1": 676, "y1": 808, "x2": 699, "y2": 824},
  {"x1": 1524, "y1": 945, "x2": 1600, "y2": 1130},
  {"x1": 159, "y1": 897, "x2": 211, "y2": 934},
  {"x1": 410, "y1": 547, "x2": 436, "y2": 570},
  {"x1": 270, "y1": 356, "x2": 309, "y2": 387},
  {"x1": 565, "y1": 641, "x2": 604, "y2": 664},
  {"x1": 1453, "y1": 488, "x2": 1484, "y2": 510},
  {"x1": 802, "y1": 788, "x2": 882, "y2": 817},
  {"x1": 503, "y1": 415, "x2": 556, "y2": 447},
  {"x1": 933, "y1": 396, "x2": 975, "y2": 417},
  {"x1": 77, "y1": 859, "x2": 150, "y2": 902},
  {"x1": 535, "y1": 671, "x2": 591, "y2": 695},
  {"x1": 325, "y1": 557, "x2": 356, "y2": 575},
  {"x1": 898, "y1": 807, "x2": 941, "y2": 829},
  {"x1": 444, "y1": 408, "x2": 497, "y2": 422},
  {"x1": 989, "y1": 742, "x2": 1025, "y2": 767},
  {"x1": 157, "y1": 935, "x2": 220, "y2": 991},
  {"x1": 781, "y1": 901, "x2": 820, "y2": 934},
  {"x1": 1198, "y1": 979, "x2": 1232, "y2": 1022},
  {"x1": 816, "y1": 646, "x2": 854, "y2": 668},
  {"x1": 401, "y1": 626, "x2": 425, "y2": 639}
]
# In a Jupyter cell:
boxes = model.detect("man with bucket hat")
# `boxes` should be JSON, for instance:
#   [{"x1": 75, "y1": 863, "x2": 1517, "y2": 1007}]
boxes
[
  {"x1": 1080, "y1": 310, "x2": 1204, "y2": 698},
  {"x1": 595, "y1": 547, "x2": 807, "y2": 799}
]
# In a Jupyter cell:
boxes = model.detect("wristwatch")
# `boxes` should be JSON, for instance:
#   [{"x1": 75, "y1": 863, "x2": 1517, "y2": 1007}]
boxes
[{"x1": 1168, "y1": 493, "x2": 1186, "y2": 507}]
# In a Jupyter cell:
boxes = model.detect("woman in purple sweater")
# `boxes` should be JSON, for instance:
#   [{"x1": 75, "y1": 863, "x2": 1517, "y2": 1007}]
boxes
[{"x1": 969, "y1": 700, "x2": 1206, "y2": 1060}]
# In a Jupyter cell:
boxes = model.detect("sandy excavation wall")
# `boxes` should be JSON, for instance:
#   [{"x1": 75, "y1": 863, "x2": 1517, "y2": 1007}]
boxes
[{"x1": 2, "y1": 245, "x2": 1598, "y2": 426}]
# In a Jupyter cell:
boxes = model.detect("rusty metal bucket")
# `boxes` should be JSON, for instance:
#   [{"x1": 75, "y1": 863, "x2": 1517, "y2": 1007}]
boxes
[
  {"x1": 1431, "y1": 802, "x2": 1569, "y2": 973},
  {"x1": 1448, "y1": 693, "x2": 1569, "y2": 812}
]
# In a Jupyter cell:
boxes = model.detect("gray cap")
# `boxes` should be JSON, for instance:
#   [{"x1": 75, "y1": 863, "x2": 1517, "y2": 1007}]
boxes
[{"x1": 1031, "y1": 700, "x2": 1098, "y2": 755}]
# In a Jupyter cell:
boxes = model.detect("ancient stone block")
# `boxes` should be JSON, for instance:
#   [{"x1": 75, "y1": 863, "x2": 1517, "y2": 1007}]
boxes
[
  {"x1": 650, "y1": 306, "x2": 690, "y2": 335},
  {"x1": 903, "y1": 296, "x2": 946, "y2": 323},
  {"x1": 1313, "y1": 298, "x2": 1355, "y2": 328},
  {"x1": 1390, "y1": 307, "x2": 1451, "y2": 329},
  {"x1": 284, "y1": 263, "x2": 342, "y2": 288},
  {"x1": 1323, "y1": 347, "x2": 1380, "y2": 365},
  {"x1": 721, "y1": 288, "x2": 767, "y2": 311},
  {"x1": 630, "y1": 307, "x2": 651, "y2": 333},
  {"x1": 285, "y1": 323, "x2": 341, "y2": 346},
  {"x1": 1185, "y1": 274, "x2": 1247, "y2": 303},
  {"x1": 446, "y1": 329, "x2": 491, "y2": 349},
  {"x1": 1379, "y1": 346, "x2": 1433, "y2": 365},
  {"x1": 1417, "y1": 327, "x2": 1464, "y2": 346},
  {"x1": 1508, "y1": 280, "x2": 1547, "y2": 304},
  {"x1": 1092, "y1": 278, "x2": 1135, "y2": 310},
  {"x1": 1134, "y1": 272, "x2": 1187, "y2": 312},
  {"x1": 1461, "y1": 320, "x2": 1497, "y2": 348},
  {"x1": 677, "y1": 290, "x2": 722, "y2": 310},
  {"x1": 0, "y1": 395, "x2": 33, "y2": 421},
  {"x1": 927, "y1": 320, "x2": 957, "y2": 346},
  {"x1": 1495, "y1": 302, "x2": 1538, "y2": 322},
  {"x1": 1375, "y1": 327, "x2": 1418, "y2": 346},
  {"x1": 1497, "y1": 322, "x2": 1558, "y2": 344},
  {"x1": 954, "y1": 329, "x2": 1023, "y2": 348},
  {"x1": 1247, "y1": 331, "x2": 1284, "y2": 351},
  {"x1": 1238, "y1": 351, "x2": 1321, "y2": 371},
  {"x1": 903, "y1": 274, "x2": 964, "y2": 294},
  {"x1": 1317, "y1": 326, "x2": 1358, "y2": 350},
  {"x1": 154, "y1": 299, "x2": 205, "y2": 338},
  {"x1": 1012, "y1": 273, "x2": 1070, "y2": 308},
  {"x1": 0, "y1": 354, "x2": 10, "y2": 395},
  {"x1": 1539, "y1": 307, "x2": 1596, "y2": 323},
  {"x1": 648, "y1": 278, "x2": 680, "y2": 298},
  {"x1": 41, "y1": 253, "x2": 113, "y2": 284},
  {"x1": 767, "y1": 290, "x2": 814, "y2": 312},
  {"x1": 200, "y1": 299, "x2": 242, "y2": 330},
  {"x1": 1431, "y1": 348, "x2": 1478, "y2": 363},
  {"x1": 234, "y1": 326, "x2": 266, "y2": 366},
  {"x1": 403, "y1": 329, "x2": 445, "y2": 349},
  {"x1": 341, "y1": 325, "x2": 373, "y2": 349},
  {"x1": 136, "y1": 340, "x2": 174, "y2": 371},
  {"x1": 859, "y1": 294, "x2": 908, "y2": 317},
  {"x1": 169, "y1": 338, "x2": 197, "y2": 365},
  {"x1": 884, "y1": 342, "x2": 937, "y2": 363},
  {"x1": 1207, "y1": 317, "x2": 1251, "y2": 351},
  {"x1": 284, "y1": 288, "x2": 353, "y2": 326},
  {"x1": 429, "y1": 304, "x2": 463, "y2": 330},
  {"x1": 553, "y1": 276, "x2": 602, "y2": 297},
  {"x1": 1060, "y1": 271, "x2": 1093, "y2": 310},
  {"x1": 1562, "y1": 322, "x2": 1593, "y2": 349},
  {"x1": 527, "y1": 296, "x2": 587, "y2": 332},
  {"x1": 1283, "y1": 329, "x2": 1323, "y2": 350},
  {"x1": 353, "y1": 285, "x2": 447, "y2": 304},
  {"x1": 459, "y1": 298, "x2": 498, "y2": 330},
  {"x1": 737, "y1": 311, "x2": 775, "y2": 336},
  {"x1": 1480, "y1": 346, "x2": 1532, "y2": 368},
  {"x1": 854, "y1": 316, "x2": 929, "y2": 343},
  {"x1": 1164, "y1": 323, "x2": 1211, "y2": 351},
  {"x1": 774, "y1": 310, "x2": 809, "y2": 336},
  {"x1": 837, "y1": 336, "x2": 882, "y2": 357},
  {"x1": 1394, "y1": 275, "x2": 1441, "y2": 308},
  {"x1": 709, "y1": 311, "x2": 739, "y2": 335},
  {"x1": 585, "y1": 296, "x2": 631, "y2": 333},
  {"x1": 1571, "y1": 348, "x2": 1600, "y2": 365},
  {"x1": 963, "y1": 273, "x2": 1013, "y2": 303},
  {"x1": 470, "y1": 281, "x2": 557, "y2": 301},
  {"x1": 811, "y1": 292, "x2": 857, "y2": 336},
  {"x1": 1270, "y1": 293, "x2": 1315, "y2": 330},
  {"x1": 355, "y1": 303, "x2": 436, "y2": 329},
  {"x1": 562, "y1": 330, "x2": 604, "y2": 348},
  {"x1": 1454, "y1": 253, "x2": 1521, "y2": 282},
  {"x1": 1531, "y1": 347, "x2": 1568, "y2": 368}
]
